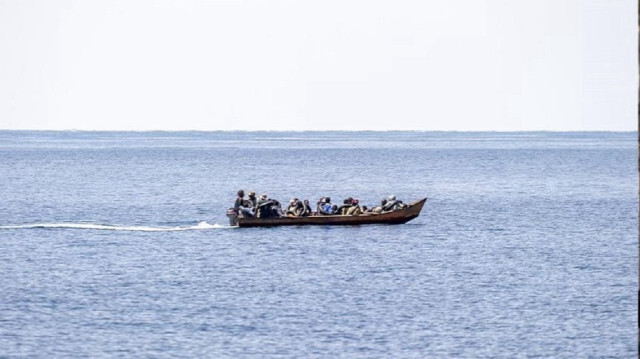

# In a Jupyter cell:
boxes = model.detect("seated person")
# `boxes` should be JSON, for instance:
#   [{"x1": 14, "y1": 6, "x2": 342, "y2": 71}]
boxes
[
  {"x1": 285, "y1": 198, "x2": 298, "y2": 216},
  {"x1": 246, "y1": 191, "x2": 258, "y2": 209},
  {"x1": 256, "y1": 194, "x2": 274, "y2": 218},
  {"x1": 371, "y1": 198, "x2": 387, "y2": 214},
  {"x1": 270, "y1": 198, "x2": 285, "y2": 217},
  {"x1": 317, "y1": 197, "x2": 334, "y2": 215},
  {"x1": 301, "y1": 200, "x2": 312, "y2": 216},
  {"x1": 286, "y1": 198, "x2": 305, "y2": 217},
  {"x1": 382, "y1": 195, "x2": 405, "y2": 211},
  {"x1": 337, "y1": 197, "x2": 353, "y2": 215},
  {"x1": 316, "y1": 197, "x2": 325, "y2": 214},
  {"x1": 346, "y1": 198, "x2": 362, "y2": 215},
  {"x1": 234, "y1": 189, "x2": 254, "y2": 217}
]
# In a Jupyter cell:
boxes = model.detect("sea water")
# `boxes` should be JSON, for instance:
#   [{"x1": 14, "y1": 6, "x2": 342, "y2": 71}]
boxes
[{"x1": 0, "y1": 131, "x2": 636, "y2": 358}]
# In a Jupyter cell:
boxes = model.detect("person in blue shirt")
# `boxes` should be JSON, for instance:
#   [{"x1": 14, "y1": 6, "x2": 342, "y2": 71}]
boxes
[{"x1": 317, "y1": 197, "x2": 334, "y2": 215}]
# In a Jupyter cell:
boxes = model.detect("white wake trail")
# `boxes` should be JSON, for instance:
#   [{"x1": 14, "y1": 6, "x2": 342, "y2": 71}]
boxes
[{"x1": 0, "y1": 221, "x2": 234, "y2": 231}]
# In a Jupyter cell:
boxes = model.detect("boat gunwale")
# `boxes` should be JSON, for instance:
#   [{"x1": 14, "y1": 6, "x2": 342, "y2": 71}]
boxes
[{"x1": 232, "y1": 197, "x2": 427, "y2": 227}]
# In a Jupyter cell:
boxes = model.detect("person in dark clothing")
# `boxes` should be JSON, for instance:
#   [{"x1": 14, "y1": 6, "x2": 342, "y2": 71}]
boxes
[
  {"x1": 382, "y1": 195, "x2": 405, "y2": 211},
  {"x1": 233, "y1": 189, "x2": 254, "y2": 217},
  {"x1": 294, "y1": 200, "x2": 304, "y2": 216},
  {"x1": 270, "y1": 198, "x2": 285, "y2": 217},
  {"x1": 256, "y1": 194, "x2": 273, "y2": 218},
  {"x1": 234, "y1": 190, "x2": 245, "y2": 211},
  {"x1": 337, "y1": 197, "x2": 353, "y2": 215},
  {"x1": 382, "y1": 198, "x2": 396, "y2": 211},
  {"x1": 286, "y1": 198, "x2": 304, "y2": 216},
  {"x1": 301, "y1": 199, "x2": 312, "y2": 216}
]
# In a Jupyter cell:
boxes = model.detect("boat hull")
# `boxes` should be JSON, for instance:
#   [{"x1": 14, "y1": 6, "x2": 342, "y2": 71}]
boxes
[{"x1": 228, "y1": 198, "x2": 427, "y2": 228}]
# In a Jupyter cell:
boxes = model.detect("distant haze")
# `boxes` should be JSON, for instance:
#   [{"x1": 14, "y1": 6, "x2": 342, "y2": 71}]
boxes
[{"x1": 0, "y1": 0, "x2": 636, "y2": 131}]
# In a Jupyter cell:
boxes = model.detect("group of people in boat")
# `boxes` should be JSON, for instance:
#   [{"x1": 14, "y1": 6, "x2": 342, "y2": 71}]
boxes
[{"x1": 232, "y1": 189, "x2": 407, "y2": 219}]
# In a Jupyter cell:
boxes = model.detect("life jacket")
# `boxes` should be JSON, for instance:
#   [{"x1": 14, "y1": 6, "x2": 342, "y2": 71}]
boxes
[
  {"x1": 256, "y1": 200, "x2": 273, "y2": 218},
  {"x1": 383, "y1": 200, "x2": 399, "y2": 211},
  {"x1": 347, "y1": 206, "x2": 361, "y2": 215}
]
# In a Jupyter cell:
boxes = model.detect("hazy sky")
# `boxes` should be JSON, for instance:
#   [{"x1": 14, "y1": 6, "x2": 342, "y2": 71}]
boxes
[{"x1": 0, "y1": 0, "x2": 636, "y2": 131}]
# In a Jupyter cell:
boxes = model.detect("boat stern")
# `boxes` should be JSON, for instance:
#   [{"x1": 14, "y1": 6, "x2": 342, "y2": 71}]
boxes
[{"x1": 226, "y1": 208, "x2": 239, "y2": 227}]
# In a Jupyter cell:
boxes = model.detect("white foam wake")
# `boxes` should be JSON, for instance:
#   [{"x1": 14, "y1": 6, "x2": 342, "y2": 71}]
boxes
[{"x1": 0, "y1": 221, "x2": 233, "y2": 231}]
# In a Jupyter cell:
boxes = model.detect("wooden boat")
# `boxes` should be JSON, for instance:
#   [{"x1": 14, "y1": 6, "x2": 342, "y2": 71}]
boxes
[{"x1": 227, "y1": 198, "x2": 427, "y2": 227}]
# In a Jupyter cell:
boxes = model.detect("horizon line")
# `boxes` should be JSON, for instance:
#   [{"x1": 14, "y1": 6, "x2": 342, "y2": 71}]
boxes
[{"x1": 0, "y1": 129, "x2": 636, "y2": 133}]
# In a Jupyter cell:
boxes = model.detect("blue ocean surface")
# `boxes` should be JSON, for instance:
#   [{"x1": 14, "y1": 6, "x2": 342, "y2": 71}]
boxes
[{"x1": 0, "y1": 131, "x2": 636, "y2": 358}]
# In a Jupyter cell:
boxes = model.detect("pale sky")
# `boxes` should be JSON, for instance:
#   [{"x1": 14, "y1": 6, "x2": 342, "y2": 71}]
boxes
[{"x1": 0, "y1": 0, "x2": 636, "y2": 131}]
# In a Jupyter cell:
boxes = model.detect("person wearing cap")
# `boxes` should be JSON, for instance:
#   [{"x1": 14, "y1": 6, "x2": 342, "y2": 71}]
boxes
[
  {"x1": 286, "y1": 198, "x2": 304, "y2": 217},
  {"x1": 234, "y1": 189, "x2": 255, "y2": 217},
  {"x1": 383, "y1": 195, "x2": 404, "y2": 211},
  {"x1": 256, "y1": 194, "x2": 272, "y2": 218},
  {"x1": 247, "y1": 191, "x2": 257, "y2": 209}
]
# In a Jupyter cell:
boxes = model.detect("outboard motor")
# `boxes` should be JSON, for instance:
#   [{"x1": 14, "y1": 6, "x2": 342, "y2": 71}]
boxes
[{"x1": 226, "y1": 208, "x2": 239, "y2": 226}]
